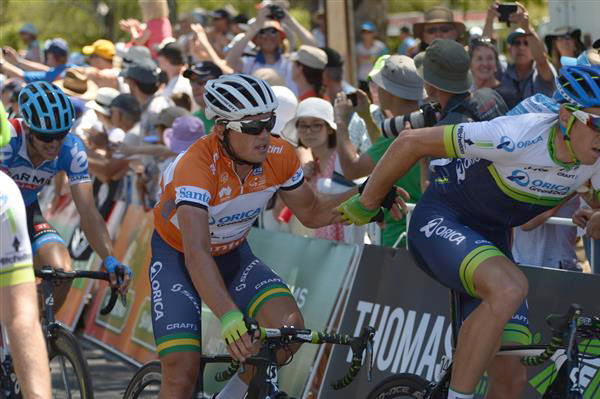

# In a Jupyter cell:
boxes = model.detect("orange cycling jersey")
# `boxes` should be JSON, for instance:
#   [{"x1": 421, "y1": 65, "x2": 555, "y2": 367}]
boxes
[{"x1": 154, "y1": 133, "x2": 304, "y2": 255}]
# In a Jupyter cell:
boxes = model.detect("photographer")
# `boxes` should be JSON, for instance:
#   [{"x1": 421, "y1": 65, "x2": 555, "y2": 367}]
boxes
[
  {"x1": 333, "y1": 55, "x2": 426, "y2": 247},
  {"x1": 225, "y1": 3, "x2": 317, "y2": 96},
  {"x1": 414, "y1": 39, "x2": 507, "y2": 127}
]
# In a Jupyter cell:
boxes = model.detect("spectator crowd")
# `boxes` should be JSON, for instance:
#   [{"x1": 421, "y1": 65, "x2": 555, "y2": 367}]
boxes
[{"x1": 2, "y1": 0, "x2": 600, "y2": 273}]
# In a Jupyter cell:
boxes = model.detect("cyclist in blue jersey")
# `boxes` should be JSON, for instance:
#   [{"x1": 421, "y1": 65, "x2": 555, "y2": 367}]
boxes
[
  {"x1": 338, "y1": 65, "x2": 600, "y2": 399},
  {"x1": 0, "y1": 81, "x2": 131, "y2": 310}
]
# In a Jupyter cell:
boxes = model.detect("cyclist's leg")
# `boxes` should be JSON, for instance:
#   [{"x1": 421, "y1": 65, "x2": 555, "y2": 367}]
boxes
[
  {"x1": 149, "y1": 231, "x2": 202, "y2": 398},
  {"x1": 0, "y1": 282, "x2": 51, "y2": 399},
  {"x1": 408, "y1": 204, "x2": 528, "y2": 396},
  {"x1": 225, "y1": 243, "x2": 301, "y2": 386},
  {"x1": 27, "y1": 201, "x2": 72, "y2": 310},
  {"x1": 483, "y1": 299, "x2": 529, "y2": 399}
]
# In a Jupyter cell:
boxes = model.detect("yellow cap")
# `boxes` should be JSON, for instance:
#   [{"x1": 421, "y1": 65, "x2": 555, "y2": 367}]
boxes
[{"x1": 82, "y1": 39, "x2": 115, "y2": 60}]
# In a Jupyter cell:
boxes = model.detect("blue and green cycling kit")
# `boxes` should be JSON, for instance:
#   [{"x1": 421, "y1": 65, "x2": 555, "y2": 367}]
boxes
[
  {"x1": 1, "y1": 118, "x2": 90, "y2": 252},
  {"x1": 408, "y1": 113, "x2": 600, "y2": 344}
]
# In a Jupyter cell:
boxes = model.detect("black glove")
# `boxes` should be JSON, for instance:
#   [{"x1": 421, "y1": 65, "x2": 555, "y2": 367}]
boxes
[{"x1": 357, "y1": 179, "x2": 397, "y2": 223}]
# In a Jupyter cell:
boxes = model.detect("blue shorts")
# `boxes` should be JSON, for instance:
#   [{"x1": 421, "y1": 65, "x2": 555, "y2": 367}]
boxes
[
  {"x1": 26, "y1": 201, "x2": 65, "y2": 255},
  {"x1": 408, "y1": 194, "x2": 531, "y2": 345},
  {"x1": 149, "y1": 231, "x2": 293, "y2": 357}
]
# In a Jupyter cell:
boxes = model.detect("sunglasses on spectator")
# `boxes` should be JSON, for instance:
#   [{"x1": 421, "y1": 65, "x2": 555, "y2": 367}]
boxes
[
  {"x1": 258, "y1": 27, "x2": 279, "y2": 36},
  {"x1": 425, "y1": 25, "x2": 453, "y2": 35},
  {"x1": 571, "y1": 108, "x2": 600, "y2": 133},
  {"x1": 512, "y1": 39, "x2": 529, "y2": 47},
  {"x1": 31, "y1": 130, "x2": 68, "y2": 143},
  {"x1": 225, "y1": 115, "x2": 276, "y2": 135},
  {"x1": 296, "y1": 122, "x2": 326, "y2": 133}
]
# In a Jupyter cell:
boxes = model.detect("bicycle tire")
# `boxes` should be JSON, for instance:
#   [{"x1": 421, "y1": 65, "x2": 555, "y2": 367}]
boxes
[
  {"x1": 366, "y1": 373, "x2": 430, "y2": 399},
  {"x1": 122, "y1": 361, "x2": 162, "y2": 399},
  {"x1": 47, "y1": 325, "x2": 94, "y2": 399}
]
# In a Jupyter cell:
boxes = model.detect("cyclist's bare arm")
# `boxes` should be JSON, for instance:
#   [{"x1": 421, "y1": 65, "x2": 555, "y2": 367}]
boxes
[
  {"x1": 70, "y1": 181, "x2": 114, "y2": 260},
  {"x1": 177, "y1": 205, "x2": 254, "y2": 358},
  {"x1": 279, "y1": 181, "x2": 356, "y2": 228},
  {"x1": 359, "y1": 126, "x2": 448, "y2": 209},
  {"x1": 177, "y1": 204, "x2": 241, "y2": 317}
]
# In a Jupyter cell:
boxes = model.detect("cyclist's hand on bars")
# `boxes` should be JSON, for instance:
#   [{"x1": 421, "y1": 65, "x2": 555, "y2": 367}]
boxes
[
  {"x1": 103, "y1": 256, "x2": 132, "y2": 300},
  {"x1": 220, "y1": 309, "x2": 254, "y2": 362}
]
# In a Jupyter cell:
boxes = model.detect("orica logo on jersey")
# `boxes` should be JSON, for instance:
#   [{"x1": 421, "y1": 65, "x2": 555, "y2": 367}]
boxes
[
  {"x1": 508, "y1": 170, "x2": 570, "y2": 195},
  {"x1": 508, "y1": 170, "x2": 530, "y2": 187},
  {"x1": 209, "y1": 207, "x2": 262, "y2": 227},
  {"x1": 176, "y1": 186, "x2": 211, "y2": 205},
  {"x1": 498, "y1": 135, "x2": 543, "y2": 152},
  {"x1": 419, "y1": 217, "x2": 466, "y2": 245}
]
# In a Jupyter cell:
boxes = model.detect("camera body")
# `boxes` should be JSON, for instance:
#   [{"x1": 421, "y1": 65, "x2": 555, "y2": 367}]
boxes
[
  {"x1": 267, "y1": 5, "x2": 285, "y2": 21},
  {"x1": 380, "y1": 102, "x2": 442, "y2": 138}
]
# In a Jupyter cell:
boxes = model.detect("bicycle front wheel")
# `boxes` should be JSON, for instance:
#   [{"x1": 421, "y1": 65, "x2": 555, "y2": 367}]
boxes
[
  {"x1": 123, "y1": 361, "x2": 161, "y2": 399},
  {"x1": 366, "y1": 373, "x2": 430, "y2": 399},
  {"x1": 47, "y1": 325, "x2": 93, "y2": 399}
]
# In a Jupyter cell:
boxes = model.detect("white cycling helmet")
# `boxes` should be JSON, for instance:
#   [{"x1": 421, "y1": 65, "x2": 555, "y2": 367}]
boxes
[{"x1": 204, "y1": 73, "x2": 278, "y2": 121}]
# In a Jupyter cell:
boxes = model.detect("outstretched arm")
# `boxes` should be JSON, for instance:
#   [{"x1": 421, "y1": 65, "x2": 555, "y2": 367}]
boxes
[
  {"x1": 279, "y1": 181, "x2": 355, "y2": 228},
  {"x1": 359, "y1": 126, "x2": 447, "y2": 209}
]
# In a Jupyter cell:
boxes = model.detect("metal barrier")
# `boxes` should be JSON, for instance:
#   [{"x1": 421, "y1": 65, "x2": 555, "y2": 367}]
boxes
[{"x1": 394, "y1": 203, "x2": 595, "y2": 273}]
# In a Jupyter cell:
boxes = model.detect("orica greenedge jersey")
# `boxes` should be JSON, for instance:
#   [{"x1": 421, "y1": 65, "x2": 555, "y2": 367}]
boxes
[
  {"x1": 0, "y1": 119, "x2": 90, "y2": 207},
  {"x1": 432, "y1": 112, "x2": 600, "y2": 228}
]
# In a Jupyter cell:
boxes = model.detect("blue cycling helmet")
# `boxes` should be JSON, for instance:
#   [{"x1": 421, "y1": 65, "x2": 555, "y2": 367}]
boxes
[
  {"x1": 554, "y1": 65, "x2": 600, "y2": 108},
  {"x1": 18, "y1": 81, "x2": 75, "y2": 134}
]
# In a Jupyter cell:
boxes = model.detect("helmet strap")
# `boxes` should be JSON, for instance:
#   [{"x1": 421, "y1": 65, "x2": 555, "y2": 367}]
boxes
[
  {"x1": 221, "y1": 129, "x2": 261, "y2": 167},
  {"x1": 559, "y1": 114, "x2": 580, "y2": 164}
]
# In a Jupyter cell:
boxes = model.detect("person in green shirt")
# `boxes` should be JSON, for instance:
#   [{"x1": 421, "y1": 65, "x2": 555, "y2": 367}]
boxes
[
  {"x1": 333, "y1": 54, "x2": 427, "y2": 247},
  {"x1": 184, "y1": 61, "x2": 223, "y2": 132}
]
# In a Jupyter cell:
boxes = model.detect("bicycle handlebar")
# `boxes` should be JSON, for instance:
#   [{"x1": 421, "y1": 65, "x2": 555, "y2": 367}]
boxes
[
  {"x1": 34, "y1": 267, "x2": 121, "y2": 315},
  {"x1": 214, "y1": 324, "x2": 375, "y2": 390}
]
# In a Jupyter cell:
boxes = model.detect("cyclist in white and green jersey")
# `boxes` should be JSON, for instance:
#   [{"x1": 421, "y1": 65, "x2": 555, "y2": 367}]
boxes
[
  {"x1": 338, "y1": 65, "x2": 600, "y2": 399},
  {"x1": 0, "y1": 102, "x2": 51, "y2": 399}
]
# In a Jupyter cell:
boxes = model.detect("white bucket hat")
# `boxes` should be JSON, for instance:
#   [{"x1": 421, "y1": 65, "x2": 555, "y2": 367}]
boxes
[
  {"x1": 281, "y1": 97, "x2": 336, "y2": 146},
  {"x1": 271, "y1": 86, "x2": 298, "y2": 136}
]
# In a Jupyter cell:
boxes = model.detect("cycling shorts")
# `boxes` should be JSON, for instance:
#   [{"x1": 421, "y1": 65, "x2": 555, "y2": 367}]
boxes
[
  {"x1": 26, "y1": 201, "x2": 65, "y2": 255},
  {"x1": 0, "y1": 172, "x2": 34, "y2": 288},
  {"x1": 149, "y1": 231, "x2": 293, "y2": 357},
  {"x1": 407, "y1": 193, "x2": 531, "y2": 345}
]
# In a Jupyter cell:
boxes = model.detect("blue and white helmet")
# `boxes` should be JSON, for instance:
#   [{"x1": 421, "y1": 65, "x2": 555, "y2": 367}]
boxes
[
  {"x1": 18, "y1": 81, "x2": 75, "y2": 135},
  {"x1": 554, "y1": 64, "x2": 600, "y2": 108}
]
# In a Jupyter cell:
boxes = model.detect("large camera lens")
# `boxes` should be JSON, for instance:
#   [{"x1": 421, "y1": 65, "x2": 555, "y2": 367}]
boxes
[{"x1": 379, "y1": 103, "x2": 441, "y2": 138}]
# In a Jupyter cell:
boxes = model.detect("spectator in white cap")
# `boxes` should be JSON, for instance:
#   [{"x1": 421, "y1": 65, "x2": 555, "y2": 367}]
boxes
[
  {"x1": 270, "y1": 86, "x2": 298, "y2": 136},
  {"x1": 281, "y1": 97, "x2": 358, "y2": 242},
  {"x1": 333, "y1": 54, "x2": 426, "y2": 247},
  {"x1": 19, "y1": 23, "x2": 41, "y2": 63},
  {"x1": 78, "y1": 86, "x2": 120, "y2": 140},
  {"x1": 290, "y1": 45, "x2": 327, "y2": 100}
]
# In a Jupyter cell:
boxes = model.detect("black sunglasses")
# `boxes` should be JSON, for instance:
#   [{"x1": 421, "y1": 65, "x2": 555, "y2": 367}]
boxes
[
  {"x1": 32, "y1": 130, "x2": 68, "y2": 143},
  {"x1": 225, "y1": 115, "x2": 276, "y2": 135}
]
